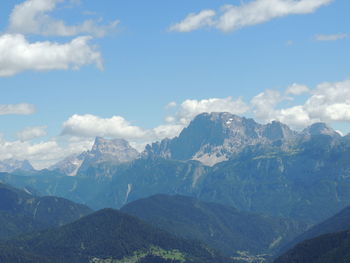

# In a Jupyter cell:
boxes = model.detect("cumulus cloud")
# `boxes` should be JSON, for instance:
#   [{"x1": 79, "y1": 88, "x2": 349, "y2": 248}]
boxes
[
  {"x1": 304, "y1": 80, "x2": 350, "y2": 122},
  {"x1": 59, "y1": 97, "x2": 249, "y2": 152},
  {"x1": 173, "y1": 97, "x2": 249, "y2": 125},
  {"x1": 17, "y1": 126, "x2": 47, "y2": 141},
  {"x1": 61, "y1": 114, "x2": 148, "y2": 140},
  {"x1": 314, "y1": 33, "x2": 348, "y2": 41},
  {"x1": 0, "y1": 133, "x2": 95, "y2": 169},
  {"x1": 169, "y1": 10, "x2": 216, "y2": 32},
  {"x1": 0, "y1": 138, "x2": 58, "y2": 169},
  {"x1": 0, "y1": 103, "x2": 36, "y2": 115},
  {"x1": 170, "y1": 0, "x2": 333, "y2": 33},
  {"x1": 8, "y1": 0, "x2": 119, "y2": 37},
  {"x1": 5, "y1": 80, "x2": 350, "y2": 167},
  {"x1": 251, "y1": 89, "x2": 284, "y2": 121},
  {"x1": 0, "y1": 34, "x2": 102, "y2": 77},
  {"x1": 286, "y1": 83, "x2": 310, "y2": 95},
  {"x1": 251, "y1": 80, "x2": 350, "y2": 129},
  {"x1": 166, "y1": 101, "x2": 177, "y2": 108}
]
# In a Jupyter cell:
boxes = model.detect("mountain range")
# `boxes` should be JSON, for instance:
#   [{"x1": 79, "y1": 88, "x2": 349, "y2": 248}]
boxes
[
  {"x1": 0, "y1": 159, "x2": 34, "y2": 173},
  {"x1": 2, "y1": 112, "x2": 350, "y2": 223},
  {"x1": 2, "y1": 112, "x2": 350, "y2": 262}
]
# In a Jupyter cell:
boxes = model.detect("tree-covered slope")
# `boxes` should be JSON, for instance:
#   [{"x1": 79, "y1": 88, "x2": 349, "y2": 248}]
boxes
[
  {"x1": 0, "y1": 182, "x2": 92, "y2": 239},
  {"x1": 121, "y1": 194, "x2": 307, "y2": 256},
  {"x1": 274, "y1": 230, "x2": 350, "y2": 263},
  {"x1": 6, "y1": 208, "x2": 231, "y2": 263}
]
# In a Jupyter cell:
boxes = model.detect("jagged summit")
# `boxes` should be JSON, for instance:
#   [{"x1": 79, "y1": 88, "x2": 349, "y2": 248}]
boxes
[
  {"x1": 49, "y1": 152, "x2": 87, "y2": 176},
  {"x1": 302, "y1": 122, "x2": 341, "y2": 137},
  {"x1": 51, "y1": 113, "x2": 341, "y2": 171},
  {"x1": 144, "y1": 112, "x2": 342, "y2": 166},
  {"x1": 91, "y1": 137, "x2": 137, "y2": 158},
  {"x1": 144, "y1": 112, "x2": 298, "y2": 166},
  {"x1": 50, "y1": 137, "x2": 139, "y2": 176},
  {"x1": 0, "y1": 159, "x2": 34, "y2": 173}
]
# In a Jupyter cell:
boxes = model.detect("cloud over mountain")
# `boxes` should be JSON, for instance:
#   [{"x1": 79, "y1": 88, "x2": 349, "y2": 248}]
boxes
[
  {"x1": 17, "y1": 126, "x2": 47, "y2": 141},
  {"x1": 2, "y1": 79, "x2": 350, "y2": 168}
]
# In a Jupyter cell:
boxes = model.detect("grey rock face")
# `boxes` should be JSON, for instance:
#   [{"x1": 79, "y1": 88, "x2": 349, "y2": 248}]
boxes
[
  {"x1": 50, "y1": 137, "x2": 139, "y2": 176},
  {"x1": 144, "y1": 112, "x2": 299, "y2": 166},
  {"x1": 49, "y1": 152, "x2": 87, "y2": 176},
  {"x1": 302, "y1": 122, "x2": 341, "y2": 137},
  {"x1": 0, "y1": 159, "x2": 34, "y2": 173}
]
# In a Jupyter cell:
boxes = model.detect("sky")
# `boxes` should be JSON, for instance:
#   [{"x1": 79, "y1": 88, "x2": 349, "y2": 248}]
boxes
[{"x1": 0, "y1": 0, "x2": 350, "y2": 168}]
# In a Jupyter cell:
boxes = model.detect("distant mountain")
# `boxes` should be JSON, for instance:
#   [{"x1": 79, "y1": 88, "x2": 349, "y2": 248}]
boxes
[
  {"x1": 50, "y1": 137, "x2": 139, "y2": 176},
  {"x1": 144, "y1": 112, "x2": 298, "y2": 166},
  {"x1": 302, "y1": 122, "x2": 342, "y2": 137},
  {"x1": 2, "y1": 113, "x2": 350, "y2": 224},
  {"x1": 121, "y1": 194, "x2": 307, "y2": 257},
  {"x1": 280, "y1": 205, "x2": 350, "y2": 255},
  {"x1": 274, "y1": 230, "x2": 350, "y2": 263},
  {"x1": 0, "y1": 183, "x2": 92, "y2": 239},
  {"x1": 5, "y1": 208, "x2": 231, "y2": 263},
  {"x1": 0, "y1": 159, "x2": 34, "y2": 173},
  {"x1": 49, "y1": 152, "x2": 87, "y2": 176}
]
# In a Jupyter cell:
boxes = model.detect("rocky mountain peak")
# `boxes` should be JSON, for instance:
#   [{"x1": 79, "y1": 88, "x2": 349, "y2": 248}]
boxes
[
  {"x1": 0, "y1": 159, "x2": 34, "y2": 173},
  {"x1": 144, "y1": 112, "x2": 298, "y2": 166},
  {"x1": 92, "y1": 137, "x2": 133, "y2": 155},
  {"x1": 263, "y1": 121, "x2": 297, "y2": 141},
  {"x1": 50, "y1": 137, "x2": 139, "y2": 176},
  {"x1": 303, "y1": 122, "x2": 341, "y2": 137}
]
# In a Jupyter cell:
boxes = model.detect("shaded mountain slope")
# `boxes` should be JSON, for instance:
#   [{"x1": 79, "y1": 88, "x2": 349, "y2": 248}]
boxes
[
  {"x1": 0, "y1": 183, "x2": 92, "y2": 239},
  {"x1": 274, "y1": 230, "x2": 350, "y2": 263},
  {"x1": 7, "y1": 208, "x2": 231, "y2": 263},
  {"x1": 121, "y1": 194, "x2": 307, "y2": 257},
  {"x1": 280, "y1": 205, "x2": 350, "y2": 255}
]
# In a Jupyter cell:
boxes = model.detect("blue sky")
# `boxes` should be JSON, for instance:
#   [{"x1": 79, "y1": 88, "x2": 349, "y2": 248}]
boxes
[{"x1": 0, "y1": 0, "x2": 350, "y2": 168}]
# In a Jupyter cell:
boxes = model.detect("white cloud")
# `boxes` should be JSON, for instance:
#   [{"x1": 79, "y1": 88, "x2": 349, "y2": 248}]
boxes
[
  {"x1": 170, "y1": 0, "x2": 333, "y2": 33},
  {"x1": 251, "y1": 80, "x2": 350, "y2": 129},
  {"x1": 0, "y1": 139, "x2": 58, "y2": 169},
  {"x1": 0, "y1": 103, "x2": 36, "y2": 115},
  {"x1": 166, "y1": 101, "x2": 177, "y2": 108},
  {"x1": 61, "y1": 114, "x2": 148, "y2": 140},
  {"x1": 0, "y1": 34, "x2": 102, "y2": 77},
  {"x1": 251, "y1": 89, "x2": 284, "y2": 121},
  {"x1": 17, "y1": 126, "x2": 47, "y2": 141},
  {"x1": 169, "y1": 10, "x2": 216, "y2": 32},
  {"x1": 275, "y1": 106, "x2": 315, "y2": 128},
  {"x1": 0, "y1": 133, "x2": 94, "y2": 169},
  {"x1": 4, "y1": 80, "x2": 350, "y2": 168},
  {"x1": 304, "y1": 80, "x2": 350, "y2": 122},
  {"x1": 286, "y1": 83, "x2": 310, "y2": 95},
  {"x1": 8, "y1": 0, "x2": 119, "y2": 37},
  {"x1": 314, "y1": 33, "x2": 348, "y2": 41},
  {"x1": 174, "y1": 97, "x2": 249, "y2": 125},
  {"x1": 59, "y1": 97, "x2": 249, "y2": 155}
]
